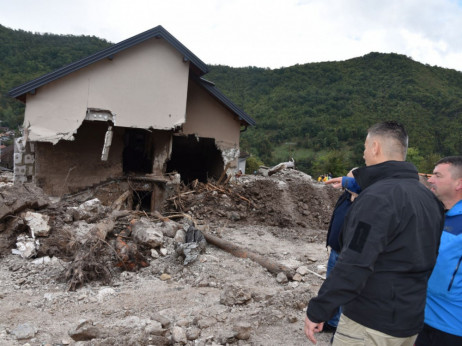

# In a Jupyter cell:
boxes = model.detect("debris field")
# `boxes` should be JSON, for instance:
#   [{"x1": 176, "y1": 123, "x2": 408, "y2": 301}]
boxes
[{"x1": 0, "y1": 169, "x2": 341, "y2": 346}]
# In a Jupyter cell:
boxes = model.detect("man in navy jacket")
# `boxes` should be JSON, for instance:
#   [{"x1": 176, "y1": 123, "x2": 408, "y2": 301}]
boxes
[{"x1": 304, "y1": 121, "x2": 444, "y2": 345}]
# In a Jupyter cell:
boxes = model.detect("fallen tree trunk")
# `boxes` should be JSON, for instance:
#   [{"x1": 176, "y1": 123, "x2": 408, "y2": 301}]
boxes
[{"x1": 202, "y1": 231, "x2": 295, "y2": 279}]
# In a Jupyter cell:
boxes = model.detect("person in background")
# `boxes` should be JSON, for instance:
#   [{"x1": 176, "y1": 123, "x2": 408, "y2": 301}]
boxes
[
  {"x1": 322, "y1": 168, "x2": 359, "y2": 333},
  {"x1": 415, "y1": 156, "x2": 462, "y2": 346},
  {"x1": 304, "y1": 121, "x2": 444, "y2": 345}
]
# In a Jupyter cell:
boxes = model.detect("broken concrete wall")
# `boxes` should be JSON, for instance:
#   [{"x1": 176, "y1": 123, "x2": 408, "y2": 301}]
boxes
[
  {"x1": 151, "y1": 130, "x2": 172, "y2": 176},
  {"x1": 182, "y1": 79, "x2": 241, "y2": 170},
  {"x1": 34, "y1": 121, "x2": 125, "y2": 196},
  {"x1": 23, "y1": 38, "x2": 190, "y2": 144}
]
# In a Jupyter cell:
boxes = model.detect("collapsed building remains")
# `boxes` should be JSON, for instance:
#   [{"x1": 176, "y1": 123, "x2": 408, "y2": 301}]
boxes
[{"x1": 8, "y1": 25, "x2": 255, "y2": 212}]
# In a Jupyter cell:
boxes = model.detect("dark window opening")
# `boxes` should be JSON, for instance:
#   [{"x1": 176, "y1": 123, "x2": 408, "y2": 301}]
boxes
[
  {"x1": 132, "y1": 190, "x2": 152, "y2": 211},
  {"x1": 123, "y1": 129, "x2": 153, "y2": 174},
  {"x1": 166, "y1": 135, "x2": 224, "y2": 184}
]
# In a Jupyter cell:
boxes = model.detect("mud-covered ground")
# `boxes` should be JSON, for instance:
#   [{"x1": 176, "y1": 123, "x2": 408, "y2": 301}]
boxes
[{"x1": 0, "y1": 169, "x2": 341, "y2": 346}]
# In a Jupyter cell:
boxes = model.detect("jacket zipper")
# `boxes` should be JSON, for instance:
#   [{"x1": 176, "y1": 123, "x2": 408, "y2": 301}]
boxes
[{"x1": 448, "y1": 255, "x2": 462, "y2": 291}]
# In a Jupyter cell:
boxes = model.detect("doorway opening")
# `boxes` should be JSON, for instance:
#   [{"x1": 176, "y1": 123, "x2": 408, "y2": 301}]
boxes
[
  {"x1": 123, "y1": 129, "x2": 153, "y2": 174},
  {"x1": 166, "y1": 135, "x2": 224, "y2": 184}
]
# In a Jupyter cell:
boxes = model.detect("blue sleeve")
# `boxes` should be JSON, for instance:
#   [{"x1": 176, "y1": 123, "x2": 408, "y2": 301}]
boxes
[{"x1": 342, "y1": 177, "x2": 361, "y2": 193}]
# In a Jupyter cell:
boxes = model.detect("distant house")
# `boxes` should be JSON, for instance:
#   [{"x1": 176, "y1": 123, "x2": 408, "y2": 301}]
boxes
[{"x1": 9, "y1": 26, "x2": 255, "y2": 209}]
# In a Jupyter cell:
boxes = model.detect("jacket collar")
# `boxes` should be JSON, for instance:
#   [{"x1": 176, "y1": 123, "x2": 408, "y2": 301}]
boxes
[
  {"x1": 447, "y1": 199, "x2": 462, "y2": 216},
  {"x1": 353, "y1": 161, "x2": 419, "y2": 190}
]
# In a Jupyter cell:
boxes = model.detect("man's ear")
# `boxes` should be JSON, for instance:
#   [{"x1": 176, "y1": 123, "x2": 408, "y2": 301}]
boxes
[
  {"x1": 455, "y1": 178, "x2": 462, "y2": 191},
  {"x1": 372, "y1": 139, "x2": 380, "y2": 157}
]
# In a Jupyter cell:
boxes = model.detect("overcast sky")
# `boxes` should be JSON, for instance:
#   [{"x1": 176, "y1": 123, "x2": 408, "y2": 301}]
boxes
[{"x1": 1, "y1": 0, "x2": 462, "y2": 71}]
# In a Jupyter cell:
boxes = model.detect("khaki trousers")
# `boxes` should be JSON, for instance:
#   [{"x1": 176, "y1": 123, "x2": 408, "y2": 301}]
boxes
[{"x1": 332, "y1": 314, "x2": 417, "y2": 346}]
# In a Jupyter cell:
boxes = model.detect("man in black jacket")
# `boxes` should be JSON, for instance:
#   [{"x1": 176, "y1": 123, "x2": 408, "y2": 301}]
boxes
[{"x1": 304, "y1": 121, "x2": 445, "y2": 345}]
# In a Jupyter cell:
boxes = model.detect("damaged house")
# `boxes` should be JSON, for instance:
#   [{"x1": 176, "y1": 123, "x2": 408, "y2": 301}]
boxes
[{"x1": 8, "y1": 25, "x2": 255, "y2": 211}]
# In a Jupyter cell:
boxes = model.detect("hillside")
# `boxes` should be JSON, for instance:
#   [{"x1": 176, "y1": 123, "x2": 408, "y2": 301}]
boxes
[
  {"x1": 2, "y1": 25, "x2": 462, "y2": 175},
  {"x1": 0, "y1": 24, "x2": 111, "y2": 128},
  {"x1": 207, "y1": 55, "x2": 462, "y2": 173}
]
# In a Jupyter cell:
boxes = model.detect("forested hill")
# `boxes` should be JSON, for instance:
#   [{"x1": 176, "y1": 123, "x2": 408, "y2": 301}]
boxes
[
  {"x1": 0, "y1": 24, "x2": 112, "y2": 128},
  {"x1": 1, "y1": 24, "x2": 462, "y2": 175},
  {"x1": 207, "y1": 55, "x2": 462, "y2": 174}
]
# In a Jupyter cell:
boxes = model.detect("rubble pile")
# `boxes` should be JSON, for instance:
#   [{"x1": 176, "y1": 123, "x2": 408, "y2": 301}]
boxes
[
  {"x1": 165, "y1": 170, "x2": 341, "y2": 230},
  {"x1": 0, "y1": 168, "x2": 339, "y2": 345}
]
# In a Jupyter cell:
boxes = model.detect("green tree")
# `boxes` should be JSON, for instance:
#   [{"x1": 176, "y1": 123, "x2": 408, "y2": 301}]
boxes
[{"x1": 245, "y1": 155, "x2": 264, "y2": 174}]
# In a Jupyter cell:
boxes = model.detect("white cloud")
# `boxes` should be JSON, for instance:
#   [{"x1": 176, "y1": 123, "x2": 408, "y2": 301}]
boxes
[{"x1": 1, "y1": 0, "x2": 462, "y2": 71}]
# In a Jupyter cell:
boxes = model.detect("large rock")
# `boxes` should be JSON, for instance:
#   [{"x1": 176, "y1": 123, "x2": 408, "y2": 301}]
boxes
[
  {"x1": 68, "y1": 319, "x2": 101, "y2": 341},
  {"x1": 171, "y1": 326, "x2": 187, "y2": 344},
  {"x1": 220, "y1": 284, "x2": 252, "y2": 306},
  {"x1": 233, "y1": 321, "x2": 252, "y2": 340},
  {"x1": 131, "y1": 218, "x2": 164, "y2": 248},
  {"x1": 24, "y1": 211, "x2": 50, "y2": 237},
  {"x1": 11, "y1": 323, "x2": 36, "y2": 340}
]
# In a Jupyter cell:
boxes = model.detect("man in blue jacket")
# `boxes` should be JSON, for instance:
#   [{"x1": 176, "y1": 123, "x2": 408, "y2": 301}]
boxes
[
  {"x1": 304, "y1": 121, "x2": 445, "y2": 345},
  {"x1": 323, "y1": 168, "x2": 359, "y2": 333},
  {"x1": 415, "y1": 156, "x2": 462, "y2": 346}
]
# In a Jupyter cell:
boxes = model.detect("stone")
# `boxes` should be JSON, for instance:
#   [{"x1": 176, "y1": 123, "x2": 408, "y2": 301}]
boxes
[
  {"x1": 68, "y1": 319, "x2": 100, "y2": 341},
  {"x1": 287, "y1": 315, "x2": 298, "y2": 323},
  {"x1": 78, "y1": 198, "x2": 103, "y2": 213},
  {"x1": 174, "y1": 229, "x2": 186, "y2": 243},
  {"x1": 160, "y1": 220, "x2": 181, "y2": 238},
  {"x1": 276, "y1": 272, "x2": 288, "y2": 284},
  {"x1": 160, "y1": 273, "x2": 171, "y2": 281},
  {"x1": 216, "y1": 329, "x2": 237, "y2": 344},
  {"x1": 132, "y1": 218, "x2": 164, "y2": 248},
  {"x1": 233, "y1": 321, "x2": 252, "y2": 340},
  {"x1": 12, "y1": 235, "x2": 39, "y2": 258},
  {"x1": 288, "y1": 281, "x2": 299, "y2": 289},
  {"x1": 296, "y1": 265, "x2": 309, "y2": 276},
  {"x1": 24, "y1": 211, "x2": 50, "y2": 237},
  {"x1": 228, "y1": 211, "x2": 241, "y2": 221},
  {"x1": 144, "y1": 321, "x2": 165, "y2": 336},
  {"x1": 292, "y1": 273, "x2": 303, "y2": 282},
  {"x1": 197, "y1": 317, "x2": 217, "y2": 329},
  {"x1": 150, "y1": 313, "x2": 171, "y2": 328},
  {"x1": 220, "y1": 284, "x2": 252, "y2": 306},
  {"x1": 11, "y1": 323, "x2": 36, "y2": 340},
  {"x1": 186, "y1": 326, "x2": 201, "y2": 340},
  {"x1": 97, "y1": 287, "x2": 116, "y2": 301},
  {"x1": 171, "y1": 326, "x2": 187, "y2": 344}
]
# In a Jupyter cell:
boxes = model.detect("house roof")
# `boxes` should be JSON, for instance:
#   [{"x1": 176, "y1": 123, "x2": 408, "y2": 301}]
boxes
[
  {"x1": 195, "y1": 76, "x2": 256, "y2": 126},
  {"x1": 8, "y1": 25, "x2": 255, "y2": 127},
  {"x1": 8, "y1": 25, "x2": 209, "y2": 100}
]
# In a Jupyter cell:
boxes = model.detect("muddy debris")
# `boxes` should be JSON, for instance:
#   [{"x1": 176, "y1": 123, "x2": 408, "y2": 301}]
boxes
[{"x1": 0, "y1": 168, "x2": 340, "y2": 345}]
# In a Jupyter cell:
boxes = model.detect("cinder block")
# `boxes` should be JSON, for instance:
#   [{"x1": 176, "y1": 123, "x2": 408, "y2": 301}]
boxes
[
  {"x1": 14, "y1": 176, "x2": 27, "y2": 184},
  {"x1": 24, "y1": 154, "x2": 35, "y2": 164},
  {"x1": 14, "y1": 153, "x2": 23, "y2": 164},
  {"x1": 14, "y1": 165, "x2": 26, "y2": 176},
  {"x1": 27, "y1": 165, "x2": 34, "y2": 176}
]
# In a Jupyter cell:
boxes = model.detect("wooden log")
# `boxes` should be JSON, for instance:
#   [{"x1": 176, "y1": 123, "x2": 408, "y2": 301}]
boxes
[
  {"x1": 217, "y1": 162, "x2": 231, "y2": 185},
  {"x1": 202, "y1": 231, "x2": 295, "y2": 279},
  {"x1": 111, "y1": 190, "x2": 131, "y2": 211},
  {"x1": 89, "y1": 218, "x2": 115, "y2": 241}
]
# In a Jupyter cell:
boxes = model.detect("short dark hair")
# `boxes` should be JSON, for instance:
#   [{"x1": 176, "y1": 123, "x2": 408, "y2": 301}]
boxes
[
  {"x1": 368, "y1": 121, "x2": 408, "y2": 158},
  {"x1": 436, "y1": 156, "x2": 462, "y2": 179}
]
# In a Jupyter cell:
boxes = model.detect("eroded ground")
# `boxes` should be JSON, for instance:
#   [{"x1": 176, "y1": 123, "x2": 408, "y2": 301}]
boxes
[{"x1": 0, "y1": 170, "x2": 340, "y2": 346}]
